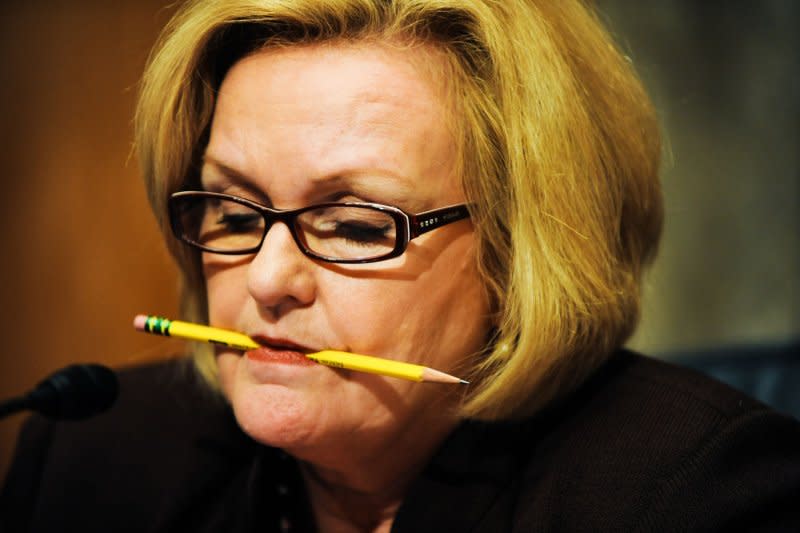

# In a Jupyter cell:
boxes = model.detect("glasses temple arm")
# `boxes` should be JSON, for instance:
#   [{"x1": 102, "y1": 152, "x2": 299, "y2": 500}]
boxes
[{"x1": 409, "y1": 204, "x2": 471, "y2": 239}]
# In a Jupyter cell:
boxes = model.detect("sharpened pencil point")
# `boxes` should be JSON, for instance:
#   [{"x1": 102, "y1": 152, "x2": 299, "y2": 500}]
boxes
[{"x1": 459, "y1": 379, "x2": 470, "y2": 385}]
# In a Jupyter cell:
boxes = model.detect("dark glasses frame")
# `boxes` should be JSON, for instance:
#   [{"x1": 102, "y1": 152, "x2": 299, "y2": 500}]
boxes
[{"x1": 168, "y1": 190, "x2": 471, "y2": 264}]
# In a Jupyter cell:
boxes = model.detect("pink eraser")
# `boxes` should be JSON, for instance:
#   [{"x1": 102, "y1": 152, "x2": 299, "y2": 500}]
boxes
[{"x1": 133, "y1": 314, "x2": 148, "y2": 331}]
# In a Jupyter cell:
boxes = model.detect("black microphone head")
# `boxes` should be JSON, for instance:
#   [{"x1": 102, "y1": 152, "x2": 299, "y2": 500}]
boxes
[{"x1": 27, "y1": 364, "x2": 119, "y2": 420}]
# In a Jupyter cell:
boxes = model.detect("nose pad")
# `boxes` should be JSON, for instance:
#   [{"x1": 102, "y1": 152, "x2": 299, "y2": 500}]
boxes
[{"x1": 246, "y1": 221, "x2": 316, "y2": 313}]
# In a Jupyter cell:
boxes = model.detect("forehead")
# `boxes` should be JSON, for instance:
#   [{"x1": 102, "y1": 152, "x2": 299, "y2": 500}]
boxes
[
  {"x1": 222, "y1": 38, "x2": 454, "y2": 118},
  {"x1": 205, "y1": 40, "x2": 462, "y2": 208}
]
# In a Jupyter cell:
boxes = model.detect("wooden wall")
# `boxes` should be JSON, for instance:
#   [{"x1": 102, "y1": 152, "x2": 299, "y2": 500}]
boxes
[{"x1": 0, "y1": 2, "x2": 181, "y2": 478}]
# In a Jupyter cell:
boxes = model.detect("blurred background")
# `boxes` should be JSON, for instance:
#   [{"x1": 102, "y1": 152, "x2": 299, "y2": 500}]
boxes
[{"x1": 0, "y1": 1, "x2": 797, "y2": 478}]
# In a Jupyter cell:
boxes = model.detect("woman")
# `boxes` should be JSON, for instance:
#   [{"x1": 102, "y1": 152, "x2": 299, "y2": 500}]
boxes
[{"x1": 3, "y1": 0, "x2": 799, "y2": 531}]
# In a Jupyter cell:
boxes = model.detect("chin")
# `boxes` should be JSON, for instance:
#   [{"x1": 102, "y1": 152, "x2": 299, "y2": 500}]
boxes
[{"x1": 229, "y1": 379, "x2": 317, "y2": 448}]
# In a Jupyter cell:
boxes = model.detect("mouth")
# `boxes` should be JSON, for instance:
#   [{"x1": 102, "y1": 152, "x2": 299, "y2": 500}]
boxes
[{"x1": 245, "y1": 336, "x2": 318, "y2": 366}]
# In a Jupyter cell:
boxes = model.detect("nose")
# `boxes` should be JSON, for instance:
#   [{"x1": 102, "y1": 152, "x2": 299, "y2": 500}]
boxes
[{"x1": 247, "y1": 220, "x2": 316, "y2": 316}]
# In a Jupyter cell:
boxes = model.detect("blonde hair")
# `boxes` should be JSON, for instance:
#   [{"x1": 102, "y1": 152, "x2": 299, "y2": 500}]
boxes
[{"x1": 136, "y1": 0, "x2": 662, "y2": 421}]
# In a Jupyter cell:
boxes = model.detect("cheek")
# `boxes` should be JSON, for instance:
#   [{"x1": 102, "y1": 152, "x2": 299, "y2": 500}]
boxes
[
  {"x1": 323, "y1": 250, "x2": 490, "y2": 362},
  {"x1": 319, "y1": 281, "x2": 390, "y2": 341},
  {"x1": 216, "y1": 352, "x2": 240, "y2": 398},
  {"x1": 205, "y1": 262, "x2": 249, "y2": 324}
]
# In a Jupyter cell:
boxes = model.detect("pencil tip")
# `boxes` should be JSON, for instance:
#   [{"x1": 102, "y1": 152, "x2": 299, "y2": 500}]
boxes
[{"x1": 459, "y1": 379, "x2": 470, "y2": 385}]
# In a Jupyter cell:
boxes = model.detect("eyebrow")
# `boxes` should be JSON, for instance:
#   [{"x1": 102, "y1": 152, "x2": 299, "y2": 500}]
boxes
[
  {"x1": 199, "y1": 156, "x2": 267, "y2": 199},
  {"x1": 200, "y1": 154, "x2": 424, "y2": 211},
  {"x1": 200, "y1": 156, "x2": 249, "y2": 185}
]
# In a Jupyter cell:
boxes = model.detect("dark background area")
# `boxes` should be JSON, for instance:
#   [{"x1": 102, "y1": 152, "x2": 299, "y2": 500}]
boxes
[
  {"x1": 599, "y1": 1, "x2": 798, "y2": 353},
  {"x1": 1, "y1": 1, "x2": 797, "y2": 478}
]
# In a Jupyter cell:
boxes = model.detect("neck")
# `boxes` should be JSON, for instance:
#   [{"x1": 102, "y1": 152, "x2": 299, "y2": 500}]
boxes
[
  {"x1": 301, "y1": 463, "x2": 404, "y2": 532},
  {"x1": 295, "y1": 415, "x2": 459, "y2": 532}
]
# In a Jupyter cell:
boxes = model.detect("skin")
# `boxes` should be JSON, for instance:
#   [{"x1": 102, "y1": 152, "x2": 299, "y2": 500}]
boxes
[{"x1": 202, "y1": 40, "x2": 492, "y2": 531}]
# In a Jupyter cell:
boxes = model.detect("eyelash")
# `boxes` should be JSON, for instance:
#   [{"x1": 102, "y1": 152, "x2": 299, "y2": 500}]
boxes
[{"x1": 333, "y1": 220, "x2": 392, "y2": 244}]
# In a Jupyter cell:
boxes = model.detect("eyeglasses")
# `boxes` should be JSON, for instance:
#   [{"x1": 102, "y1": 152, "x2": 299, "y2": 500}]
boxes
[{"x1": 168, "y1": 191, "x2": 471, "y2": 264}]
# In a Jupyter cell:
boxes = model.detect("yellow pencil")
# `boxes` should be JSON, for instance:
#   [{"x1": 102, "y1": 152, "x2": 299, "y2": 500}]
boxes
[{"x1": 133, "y1": 315, "x2": 468, "y2": 384}]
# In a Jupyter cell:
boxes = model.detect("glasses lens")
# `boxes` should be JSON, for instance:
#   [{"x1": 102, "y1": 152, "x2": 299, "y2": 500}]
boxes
[
  {"x1": 174, "y1": 195, "x2": 264, "y2": 252},
  {"x1": 296, "y1": 205, "x2": 398, "y2": 260}
]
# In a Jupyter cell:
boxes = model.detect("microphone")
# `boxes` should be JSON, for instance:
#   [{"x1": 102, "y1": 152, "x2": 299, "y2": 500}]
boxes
[{"x1": 0, "y1": 364, "x2": 118, "y2": 421}]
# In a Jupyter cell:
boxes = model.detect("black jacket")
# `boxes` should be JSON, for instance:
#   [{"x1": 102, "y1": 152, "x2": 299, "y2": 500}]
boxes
[{"x1": 2, "y1": 351, "x2": 799, "y2": 532}]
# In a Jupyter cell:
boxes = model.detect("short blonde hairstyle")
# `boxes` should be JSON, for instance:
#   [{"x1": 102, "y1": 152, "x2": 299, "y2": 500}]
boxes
[{"x1": 136, "y1": 0, "x2": 662, "y2": 421}]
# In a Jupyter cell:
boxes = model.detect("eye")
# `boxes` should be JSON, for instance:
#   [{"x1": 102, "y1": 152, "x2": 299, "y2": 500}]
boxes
[
  {"x1": 297, "y1": 205, "x2": 397, "y2": 252},
  {"x1": 333, "y1": 220, "x2": 393, "y2": 244},
  {"x1": 217, "y1": 212, "x2": 262, "y2": 233}
]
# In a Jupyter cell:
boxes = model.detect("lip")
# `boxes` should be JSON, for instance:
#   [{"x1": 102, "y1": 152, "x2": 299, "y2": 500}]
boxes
[{"x1": 245, "y1": 335, "x2": 318, "y2": 367}]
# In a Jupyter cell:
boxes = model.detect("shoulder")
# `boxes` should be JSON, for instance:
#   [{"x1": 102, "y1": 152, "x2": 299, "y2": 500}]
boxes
[
  {"x1": 513, "y1": 350, "x2": 800, "y2": 530},
  {"x1": 1, "y1": 358, "x2": 256, "y2": 532}
]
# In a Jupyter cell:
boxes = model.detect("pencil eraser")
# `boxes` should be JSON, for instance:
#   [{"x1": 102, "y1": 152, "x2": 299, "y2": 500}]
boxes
[{"x1": 133, "y1": 314, "x2": 148, "y2": 331}]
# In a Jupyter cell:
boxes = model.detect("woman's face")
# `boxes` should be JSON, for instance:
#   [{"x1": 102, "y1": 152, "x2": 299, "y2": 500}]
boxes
[{"x1": 203, "y1": 41, "x2": 491, "y2": 463}]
